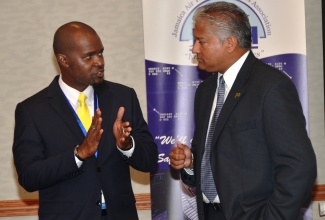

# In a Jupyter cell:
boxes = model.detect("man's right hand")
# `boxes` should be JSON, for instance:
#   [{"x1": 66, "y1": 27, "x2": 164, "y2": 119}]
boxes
[
  {"x1": 169, "y1": 141, "x2": 193, "y2": 170},
  {"x1": 77, "y1": 108, "x2": 104, "y2": 159}
]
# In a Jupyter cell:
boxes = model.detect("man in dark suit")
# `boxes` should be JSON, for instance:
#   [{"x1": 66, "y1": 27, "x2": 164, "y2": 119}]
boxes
[
  {"x1": 13, "y1": 21, "x2": 158, "y2": 220},
  {"x1": 169, "y1": 2, "x2": 317, "y2": 220}
]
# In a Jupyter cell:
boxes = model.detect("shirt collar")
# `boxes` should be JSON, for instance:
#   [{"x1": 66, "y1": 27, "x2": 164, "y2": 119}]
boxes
[
  {"x1": 58, "y1": 74, "x2": 94, "y2": 106},
  {"x1": 221, "y1": 51, "x2": 250, "y2": 89}
]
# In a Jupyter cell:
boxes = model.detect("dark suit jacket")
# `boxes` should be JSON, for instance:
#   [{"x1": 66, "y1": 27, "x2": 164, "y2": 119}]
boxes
[
  {"x1": 181, "y1": 52, "x2": 317, "y2": 220},
  {"x1": 13, "y1": 75, "x2": 158, "y2": 220}
]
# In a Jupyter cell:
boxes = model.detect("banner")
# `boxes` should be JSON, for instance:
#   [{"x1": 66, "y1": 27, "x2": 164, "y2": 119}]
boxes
[{"x1": 142, "y1": 1, "x2": 309, "y2": 219}]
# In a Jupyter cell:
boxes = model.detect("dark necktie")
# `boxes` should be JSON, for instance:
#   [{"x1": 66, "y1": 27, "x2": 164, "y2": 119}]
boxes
[{"x1": 201, "y1": 75, "x2": 225, "y2": 202}]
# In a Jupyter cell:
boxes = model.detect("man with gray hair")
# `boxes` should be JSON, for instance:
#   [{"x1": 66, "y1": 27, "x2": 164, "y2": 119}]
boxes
[{"x1": 170, "y1": 2, "x2": 316, "y2": 220}]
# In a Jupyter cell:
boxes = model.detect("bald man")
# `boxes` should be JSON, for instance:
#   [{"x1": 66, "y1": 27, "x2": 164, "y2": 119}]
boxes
[{"x1": 13, "y1": 21, "x2": 158, "y2": 220}]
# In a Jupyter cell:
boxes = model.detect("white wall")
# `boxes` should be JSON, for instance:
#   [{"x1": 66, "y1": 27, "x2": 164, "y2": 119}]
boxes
[{"x1": 0, "y1": 0, "x2": 323, "y2": 219}]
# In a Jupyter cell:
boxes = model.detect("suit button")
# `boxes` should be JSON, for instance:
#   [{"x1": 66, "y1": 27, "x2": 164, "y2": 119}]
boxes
[
  {"x1": 96, "y1": 200, "x2": 101, "y2": 206},
  {"x1": 97, "y1": 167, "x2": 101, "y2": 172}
]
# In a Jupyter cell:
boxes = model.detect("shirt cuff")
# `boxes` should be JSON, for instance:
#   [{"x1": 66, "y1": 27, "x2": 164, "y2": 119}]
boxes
[
  {"x1": 75, "y1": 156, "x2": 83, "y2": 168},
  {"x1": 116, "y1": 136, "x2": 135, "y2": 158},
  {"x1": 184, "y1": 167, "x2": 194, "y2": 175}
]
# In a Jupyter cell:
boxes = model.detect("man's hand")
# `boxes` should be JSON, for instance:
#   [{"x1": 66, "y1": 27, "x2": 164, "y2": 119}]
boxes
[
  {"x1": 113, "y1": 107, "x2": 133, "y2": 150},
  {"x1": 77, "y1": 108, "x2": 104, "y2": 159},
  {"x1": 169, "y1": 141, "x2": 193, "y2": 170}
]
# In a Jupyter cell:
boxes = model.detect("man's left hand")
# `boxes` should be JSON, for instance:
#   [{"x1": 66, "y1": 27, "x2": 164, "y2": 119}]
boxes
[{"x1": 113, "y1": 107, "x2": 133, "y2": 150}]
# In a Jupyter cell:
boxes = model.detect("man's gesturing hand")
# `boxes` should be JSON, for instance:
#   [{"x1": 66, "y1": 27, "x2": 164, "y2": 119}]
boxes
[
  {"x1": 169, "y1": 141, "x2": 193, "y2": 170},
  {"x1": 77, "y1": 108, "x2": 104, "y2": 159},
  {"x1": 113, "y1": 107, "x2": 133, "y2": 151}
]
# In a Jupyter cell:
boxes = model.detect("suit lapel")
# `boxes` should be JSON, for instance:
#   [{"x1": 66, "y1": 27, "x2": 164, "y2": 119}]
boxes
[
  {"x1": 94, "y1": 82, "x2": 115, "y2": 162},
  {"x1": 198, "y1": 74, "x2": 219, "y2": 158},
  {"x1": 211, "y1": 52, "x2": 257, "y2": 148},
  {"x1": 46, "y1": 76, "x2": 85, "y2": 143}
]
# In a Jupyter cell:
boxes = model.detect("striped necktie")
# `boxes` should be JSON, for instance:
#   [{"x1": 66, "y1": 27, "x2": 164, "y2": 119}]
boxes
[
  {"x1": 77, "y1": 93, "x2": 91, "y2": 131},
  {"x1": 201, "y1": 75, "x2": 225, "y2": 202}
]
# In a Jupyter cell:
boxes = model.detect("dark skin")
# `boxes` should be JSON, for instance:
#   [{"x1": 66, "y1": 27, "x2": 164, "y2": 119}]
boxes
[{"x1": 54, "y1": 22, "x2": 132, "y2": 159}]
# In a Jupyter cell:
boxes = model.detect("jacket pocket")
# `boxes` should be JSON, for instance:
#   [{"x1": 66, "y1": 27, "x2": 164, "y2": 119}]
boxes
[{"x1": 230, "y1": 120, "x2": 256, "y2": 133}]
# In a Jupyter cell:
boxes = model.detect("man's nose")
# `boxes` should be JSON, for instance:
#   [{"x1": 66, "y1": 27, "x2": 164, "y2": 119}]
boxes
[
  {"x1": 192, "y1": 40, "x2": 200, "y2": 53},
  {"x1": 93, "y1": 55, "x2": 104, "y2": 66}
]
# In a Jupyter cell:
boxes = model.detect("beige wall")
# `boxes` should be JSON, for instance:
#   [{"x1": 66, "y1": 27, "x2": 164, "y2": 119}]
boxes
[{"x1": 0, "y1": 0, "x2": 323, "y2": 219}]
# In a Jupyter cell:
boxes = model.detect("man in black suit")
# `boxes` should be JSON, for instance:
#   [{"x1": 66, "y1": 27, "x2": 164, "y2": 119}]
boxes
[
  {"x1": 169, "y1": 2, "x2": 316, "y2": 220},
  {"x1": 13, "y1": 21, "x2": 158, "y2": 220}
]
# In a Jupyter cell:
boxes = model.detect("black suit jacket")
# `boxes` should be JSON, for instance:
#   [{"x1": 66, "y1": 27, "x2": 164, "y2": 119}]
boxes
[
  {"x1": 13, "y1": 75, "x2": 158, "y2": 220},
  {"x1": 182, "y1": 52, "x2": 316, "y2": 220}
]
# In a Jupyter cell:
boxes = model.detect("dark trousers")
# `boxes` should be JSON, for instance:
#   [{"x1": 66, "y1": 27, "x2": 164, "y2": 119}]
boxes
[{"x1": 203, "y1": 203, "x2": 226, "y2": 220}]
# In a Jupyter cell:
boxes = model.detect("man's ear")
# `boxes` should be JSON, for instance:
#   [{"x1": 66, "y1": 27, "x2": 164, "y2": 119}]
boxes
[
  {"x1": 57, "y1": 54, "x2": 69, "y2": 67},
  {"x1": 226, "y1": 36, "x2": 238, "y2": 53}
]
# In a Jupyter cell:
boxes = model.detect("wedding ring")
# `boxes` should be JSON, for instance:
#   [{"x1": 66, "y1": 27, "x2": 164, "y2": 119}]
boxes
[
  {"x1": 122, "y1": 128, "x2": 125, "y2": 134},
  {"x1": 91, "y1": 126, "x2": 96, "y2": 130}
]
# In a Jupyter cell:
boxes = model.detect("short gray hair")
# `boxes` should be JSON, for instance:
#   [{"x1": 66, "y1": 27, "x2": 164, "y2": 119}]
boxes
[{"x1": 193, "y1": 1, "x2": 251, "y2": 49}]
